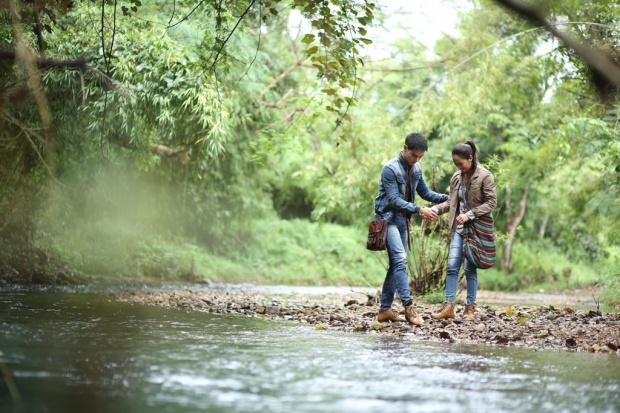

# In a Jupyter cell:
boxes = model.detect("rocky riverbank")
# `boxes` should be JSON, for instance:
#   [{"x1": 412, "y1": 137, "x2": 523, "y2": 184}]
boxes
[{"x1": 115, "y1": 286, "x2": 620, "y2": 355}]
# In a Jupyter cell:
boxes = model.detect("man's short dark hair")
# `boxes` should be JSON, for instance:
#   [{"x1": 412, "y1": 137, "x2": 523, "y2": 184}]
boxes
[{"x1": 404, "y1": 133, "x2": 428, "y2": 152}]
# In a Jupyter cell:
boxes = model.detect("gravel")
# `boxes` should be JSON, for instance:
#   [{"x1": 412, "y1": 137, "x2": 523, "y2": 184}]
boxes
[{"x1": 115, "y1": 286, "x2": 620, "y2": 355}]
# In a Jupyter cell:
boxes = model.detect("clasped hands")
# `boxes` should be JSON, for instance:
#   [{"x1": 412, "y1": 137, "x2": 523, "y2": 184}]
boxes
[
  {"x1": 419, "y1": 208, "x2": 470, "y2": 223},
  {"x1": 419, "y1": 207, "x2": 439, "y2": 222}
]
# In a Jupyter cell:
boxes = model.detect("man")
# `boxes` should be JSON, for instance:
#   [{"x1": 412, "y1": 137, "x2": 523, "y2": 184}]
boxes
[{"x1": 373, "y1": 132, "x2": 448, "y2": 325}]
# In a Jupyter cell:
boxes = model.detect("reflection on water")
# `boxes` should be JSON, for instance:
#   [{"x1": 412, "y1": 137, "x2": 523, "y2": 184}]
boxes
[{"x1": 0, "y1": 286, "x2": 619, "y2": 413}]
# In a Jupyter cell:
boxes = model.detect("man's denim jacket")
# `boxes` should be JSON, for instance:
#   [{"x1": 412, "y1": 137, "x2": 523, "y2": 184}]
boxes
[{"x1": 374, "y1": 153, "x2": 448, "y2": 224}]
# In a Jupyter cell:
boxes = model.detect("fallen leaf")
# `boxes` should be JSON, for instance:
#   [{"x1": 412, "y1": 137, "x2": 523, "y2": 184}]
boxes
[
  {"x1": 496, "y1": 336, "x2": 509, "y2": 345},
  {"x1": 565, "y1": 338, "x2": 577, "y2": 348}
]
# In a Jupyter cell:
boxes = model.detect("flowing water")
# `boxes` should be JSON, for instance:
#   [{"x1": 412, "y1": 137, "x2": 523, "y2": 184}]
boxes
[{"x1": 1, "y1": 285, "x2": 619, "y2": 413}]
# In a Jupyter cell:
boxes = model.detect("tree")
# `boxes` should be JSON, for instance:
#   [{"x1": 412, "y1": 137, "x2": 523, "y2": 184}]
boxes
[
  {"x1": 408, "y1": 0, "x2": 620, "y2": 274},
  {"x1": 0, "y1": 0, "x2": 378, "y2": 279}
]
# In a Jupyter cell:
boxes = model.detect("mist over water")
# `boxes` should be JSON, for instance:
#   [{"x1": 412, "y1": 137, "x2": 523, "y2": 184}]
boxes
[{"x1": 38, "y1": 163, "x2": 216, "y2": 278}]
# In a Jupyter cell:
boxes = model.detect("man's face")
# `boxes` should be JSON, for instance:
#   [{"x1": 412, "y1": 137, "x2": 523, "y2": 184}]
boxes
[{"x1": 403, "y1": 146, "x2": 425, "y2": 166}]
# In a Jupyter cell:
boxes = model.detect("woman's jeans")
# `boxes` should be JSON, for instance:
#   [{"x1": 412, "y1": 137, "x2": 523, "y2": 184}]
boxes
[
  {"x1": 379, "y1": 215, "x2": 413, "y2": 311},
  {"x1": 445, "y1": 231, "x2": 478, "y2": 304}
]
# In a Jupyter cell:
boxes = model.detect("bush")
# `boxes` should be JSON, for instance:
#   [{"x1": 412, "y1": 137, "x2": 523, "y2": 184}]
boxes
[
  {"x1": 477, "y1": 267, "x2": 521, "y2": 291},
  {"x1": 420, "y1": 287, "x2": 446, "y2": 304},
  {"x1": 238, "y1": 218, "x2": 388, "y2": 286},
  {"x1": 599, "y1": 248, "x2": 620, "y2": 307},
  {"x1": 479, "y1": 240, "x2": 603, "y2": 292},
  {"x1": 125, "y1": 241, "x2": 197, "y2": 281},
  {"x1": 601, "y1": 272, "x2": 620, "y2": 307}
]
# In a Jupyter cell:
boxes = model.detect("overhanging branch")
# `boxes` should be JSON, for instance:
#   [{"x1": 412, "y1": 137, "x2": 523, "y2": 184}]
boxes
[
  {"x1": 0, "y1": 50, "x2": 86, "y2": 69},
  {"x1": 494, "y1": 0, "x2": 620, "y2": 93}
]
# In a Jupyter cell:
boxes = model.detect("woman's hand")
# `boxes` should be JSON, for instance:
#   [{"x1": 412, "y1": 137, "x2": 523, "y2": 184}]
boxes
[
  {"x1": 420, "y1": 207, "x2": 439, "y2": 222},
  {"x1": 456, "y1": 213, "x2": 470, "y2": 224}
]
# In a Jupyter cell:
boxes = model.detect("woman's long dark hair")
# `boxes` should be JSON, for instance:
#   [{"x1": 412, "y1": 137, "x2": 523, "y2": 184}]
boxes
[{"x1": 452, "y1": 140, "x2": 477, "y2": 171}]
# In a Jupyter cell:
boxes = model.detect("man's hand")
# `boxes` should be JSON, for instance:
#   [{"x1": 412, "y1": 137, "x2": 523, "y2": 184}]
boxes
[{"x1": 419, "y1": 207, "x2": 439, "y2": 221}]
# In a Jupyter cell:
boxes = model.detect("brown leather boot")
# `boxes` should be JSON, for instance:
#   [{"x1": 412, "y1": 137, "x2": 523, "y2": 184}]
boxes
[
  {"x1": 431, "y1": 302, "x2": 455, "y2": 319},
  {"x1": 404, "y1": 305, "x2": 424, "y2": 326},
  {"x1": 463, "y1": 304, "x2": 476, "y2": 319},
  {"x1": 377, "y1": 308, "x2": 406, "y2": 323}
]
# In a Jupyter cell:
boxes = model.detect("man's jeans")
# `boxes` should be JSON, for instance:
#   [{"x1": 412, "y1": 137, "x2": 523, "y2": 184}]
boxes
[
  {"x1": 445, "y1": 231, "x2": 478, "y2": 304},
  {"x1": 379, "y1": 215, "x2": 412, "y2": 311}
]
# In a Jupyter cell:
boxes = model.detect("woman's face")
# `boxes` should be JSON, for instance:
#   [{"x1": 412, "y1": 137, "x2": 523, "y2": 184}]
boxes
[{"x1": 452, "y1": 154, "x2": 473, "y2": 173}]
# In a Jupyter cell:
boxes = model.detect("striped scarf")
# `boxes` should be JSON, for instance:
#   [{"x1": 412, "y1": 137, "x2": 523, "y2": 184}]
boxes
[
  {"x1": 459, "y1": 176, "x2": 496, "y2": 269},
  {"x1": 462, "y1": 214, "x2": 496, "y2": 269}
]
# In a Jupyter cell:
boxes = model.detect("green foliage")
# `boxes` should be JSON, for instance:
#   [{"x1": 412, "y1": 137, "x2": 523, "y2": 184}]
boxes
[
  {"x1": 601, "y1": 272, "x2": 620, "y2": 307},
  {"x1": 126, "y1": 240, "x2": 197, "y2": 281},
  {"x1": 39, "y1": 213, "x2": 388, "y2": 286},
  {"x1": 1, "y1": 0, "x2": 619, "y2": 305},
  {"x1": 240, "y1": 218, "x2": 386, "y2": 285},
  {"x1": 420, "y1": 288, "x2": 446, "y2": 304},
  {"x1": 478, "y1": 241, "x2": 603, "y2": 292},
  {"x1": 477, "y1": 267, "x2": 520, "y2": 292},
  {"x1": 46, "y1": 1, "x2": 229, "y2": 159}
]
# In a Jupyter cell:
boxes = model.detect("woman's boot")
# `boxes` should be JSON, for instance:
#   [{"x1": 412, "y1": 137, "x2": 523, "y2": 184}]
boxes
[
  {"x1": 463, "y1": 304, "x2": 476, "y2": 319},
  {"x1": 431, "y1": 302, "x2": 455, "y2": 319}
]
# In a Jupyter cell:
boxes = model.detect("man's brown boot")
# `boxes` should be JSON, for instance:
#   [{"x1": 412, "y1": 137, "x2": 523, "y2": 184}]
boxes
[
  {"x1": 463, "y1": 304, "x2": 476, "y2": 319},
  {"x1": 431, "y1": 302, "x2": 455, "y2": 319},
  {"x1": 404, "y1": 305, "x2": 424, "y2": 326},
  {"x1": 378, "y1": 308, "x2": 406, "y2": 323}
]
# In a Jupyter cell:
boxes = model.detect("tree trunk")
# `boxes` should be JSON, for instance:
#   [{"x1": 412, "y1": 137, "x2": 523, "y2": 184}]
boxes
[
  {"x1": 501, "y1": 187, "x2": 528, "y2": 272},
  {"x1": 539, "y1": 215, "x2": 548, "y2": 238}
]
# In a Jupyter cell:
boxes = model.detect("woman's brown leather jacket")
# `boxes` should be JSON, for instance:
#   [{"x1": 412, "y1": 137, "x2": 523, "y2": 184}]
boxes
[{"x1": 436, "y1": 165, "x2": 497, "y2": 230}]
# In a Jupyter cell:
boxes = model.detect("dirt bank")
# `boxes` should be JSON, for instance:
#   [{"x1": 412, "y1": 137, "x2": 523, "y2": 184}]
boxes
[{"x1": 116, "y1": 286, "x2": 620, "y2": 355}]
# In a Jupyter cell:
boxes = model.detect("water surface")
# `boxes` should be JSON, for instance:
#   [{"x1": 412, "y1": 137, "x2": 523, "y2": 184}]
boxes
[{"x1": 0, "y1": 286, "x2": 618, "y2": 413}]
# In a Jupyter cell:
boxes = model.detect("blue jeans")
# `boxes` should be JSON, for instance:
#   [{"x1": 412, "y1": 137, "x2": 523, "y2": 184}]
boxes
[
  {"x1": 379, "y1": 215, "x2": 413, "y2": 311},
  {"x1": 445, "y1": 231, "x2": 478, "y2": 304}
]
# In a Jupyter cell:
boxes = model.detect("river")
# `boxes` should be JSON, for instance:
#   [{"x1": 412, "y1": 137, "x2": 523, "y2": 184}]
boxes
[{"x1": 1, "y1": 284, "x2": 619, "y2": 413}]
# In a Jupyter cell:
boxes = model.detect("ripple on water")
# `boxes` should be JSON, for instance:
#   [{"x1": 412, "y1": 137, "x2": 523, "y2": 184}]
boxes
[{"x1": 1, "y1": 288, "x2": 619, "y2": 413}]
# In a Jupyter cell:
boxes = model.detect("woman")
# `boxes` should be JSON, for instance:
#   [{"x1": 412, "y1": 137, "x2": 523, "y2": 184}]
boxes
[{"x1": 431, "y1": 140, "x2": 497, "y2": 319}]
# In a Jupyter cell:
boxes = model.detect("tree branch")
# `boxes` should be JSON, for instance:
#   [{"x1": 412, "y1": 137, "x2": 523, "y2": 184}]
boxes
[
  {"x1": 0, "y1": 50, "x2": 86, "y2": 68},
  {"x1": 208, "y1": 0, "x2": 257, "y2": 72},
  {"x1": 150, "y1": 144, "x2": 191, "y2": 165},
  {"x1": 494, "y1": 0, "x2": 620, "y2": 94},
  {"x1": 32, "y1": 0, "x2": 46, "y2": 58},
  {"x1": 258, "y1": 59, "x2": 303, "y2": 101}
]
